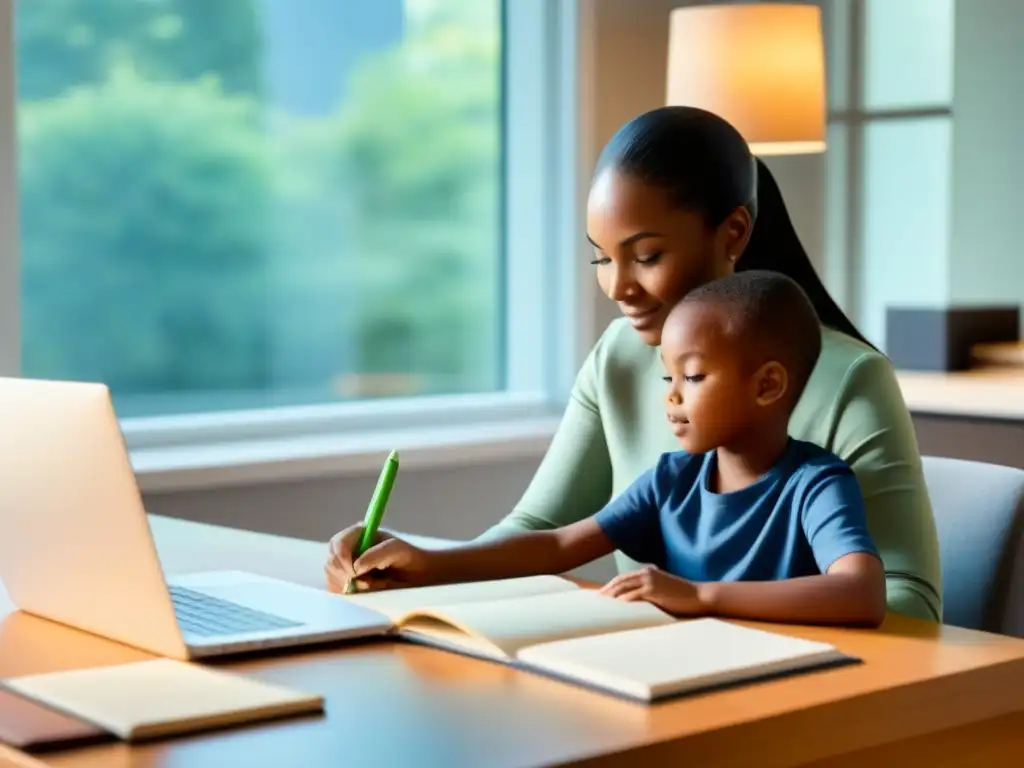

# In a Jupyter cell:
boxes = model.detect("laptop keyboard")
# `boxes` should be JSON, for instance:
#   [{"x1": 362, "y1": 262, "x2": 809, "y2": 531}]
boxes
[{"x1": 169, "y1": 585, "x2": 303, "y2": 638}]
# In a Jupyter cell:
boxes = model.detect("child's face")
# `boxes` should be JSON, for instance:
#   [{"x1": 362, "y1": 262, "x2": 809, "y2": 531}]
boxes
[{"x1": 660, "y1": 302, "x2": 785, "y2": 453}]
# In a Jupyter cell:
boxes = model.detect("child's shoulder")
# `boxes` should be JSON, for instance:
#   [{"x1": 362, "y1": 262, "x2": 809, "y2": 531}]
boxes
[{"x1": 786, "y1": 439, "x2": 857, "y2": 486}]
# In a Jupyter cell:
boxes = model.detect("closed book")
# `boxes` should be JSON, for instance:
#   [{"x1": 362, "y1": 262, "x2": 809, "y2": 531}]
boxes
[{"x1": 1, "y1": 659, "x2": 323, "y2": 742}]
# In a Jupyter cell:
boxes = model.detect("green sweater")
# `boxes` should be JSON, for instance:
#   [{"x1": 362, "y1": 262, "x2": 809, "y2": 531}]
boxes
[{"x1": 486, "y1": 318, "x2": 943, "y2": 622}]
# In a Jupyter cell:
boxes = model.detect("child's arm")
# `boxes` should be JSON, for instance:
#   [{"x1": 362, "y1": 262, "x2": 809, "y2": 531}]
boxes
[
  {"x1": 454, "y1": 461, "x2": 666, "y2": 582},
  {"x1": 602, "y1": 557, "x2": 884, "y2": 626},
  {"x1": 326, "y1": 516, "x2": 617, "y2": 591},
  {"x1": 600, "y1": 554, "x2": 886, "y2": 626},
  {"x1": 421, "y1": 519, "x2": 615, "y2": 584},
  {"x1": 695, "y1": 553, "x2": 886, "y2": 626}
]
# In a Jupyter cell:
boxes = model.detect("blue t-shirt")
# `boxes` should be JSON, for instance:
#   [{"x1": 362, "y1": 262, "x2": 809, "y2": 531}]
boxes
[{"x1": 593, "y1": 439, "x2": 879, "y2": 581}]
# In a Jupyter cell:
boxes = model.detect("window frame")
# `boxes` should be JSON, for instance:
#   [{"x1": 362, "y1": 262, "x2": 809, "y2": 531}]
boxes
[
  {"x1": 822, "y1": 0, "x2": 953, "y2": 333},
  {"x1": 0, "y1": 0, "x2": 584, "y2": 462},
  {"x1": 0, "y1": 1, "x2": 16, "y2": 379}
]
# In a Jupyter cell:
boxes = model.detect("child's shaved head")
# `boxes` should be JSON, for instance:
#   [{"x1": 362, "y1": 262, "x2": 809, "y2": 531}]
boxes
[{"x1": 667, "y1": 270, "x2": 822, "y2": 406}]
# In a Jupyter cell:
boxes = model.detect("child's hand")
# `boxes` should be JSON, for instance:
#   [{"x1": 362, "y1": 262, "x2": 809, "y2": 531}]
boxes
[
  {"x1": 599, "y1": 565, "x2": 706, "y2": 617},
  {"x1": 325, "y1": 525, "x2": 435, "y2": 593}
]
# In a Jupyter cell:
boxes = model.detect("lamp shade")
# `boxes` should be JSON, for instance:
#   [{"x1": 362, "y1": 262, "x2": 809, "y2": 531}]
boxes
[{"x1": 666, "y1": 4, "x2": 826, "y2": 156}]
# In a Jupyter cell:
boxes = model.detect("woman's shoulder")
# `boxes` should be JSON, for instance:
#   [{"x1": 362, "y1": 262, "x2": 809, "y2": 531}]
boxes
[
  {"x1": 813, "y1": 326, "x2": 897, "y2": 394},
  {"x1": 792, "y1": 327, "x2": 905, "y2": 443}
]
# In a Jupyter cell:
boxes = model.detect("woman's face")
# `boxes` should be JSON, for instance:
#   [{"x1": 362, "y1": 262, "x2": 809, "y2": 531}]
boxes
[{"x1": 585, "y1": 168, "x2": 752, "y2": 346}]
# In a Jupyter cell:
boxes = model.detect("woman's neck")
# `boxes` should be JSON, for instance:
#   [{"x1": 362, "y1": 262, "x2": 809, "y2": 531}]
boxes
[{"x1": 713, "y1": 427, "x2": 791, "y2": 494}]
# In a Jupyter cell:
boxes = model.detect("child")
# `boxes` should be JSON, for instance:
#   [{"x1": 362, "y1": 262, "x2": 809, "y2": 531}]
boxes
[{"x1": 326, "y1": 270, "x2": 887, "y2": 627}]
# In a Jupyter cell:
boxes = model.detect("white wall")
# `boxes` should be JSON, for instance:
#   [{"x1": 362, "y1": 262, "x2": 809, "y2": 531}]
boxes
[
  {"x1": 146, "y1": 0, "x2": 829, "y2": 583},
  {"x1": 949, "y1": 0, "x2": 1024, "y2": 327},
  {"x1": 144, "y1": 457, "x2": 541, "y2": 543},
  {"x1": 762, "y1": 153, "x2": 828, "y2": 277}
]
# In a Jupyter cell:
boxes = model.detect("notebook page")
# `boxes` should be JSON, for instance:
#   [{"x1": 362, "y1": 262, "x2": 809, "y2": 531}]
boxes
[
  {"x1": 516, "y1": 618, "x2": 846, "y2": 701},
  {"x1": 389, "y1": 617, "x2": 511, "y2": 661},
  {"x1": 397, "y1": 589, "x2": 674, "y2": 659},
  {"x1": 344, "y1": 575, "x2": 578, "y2": 622}
]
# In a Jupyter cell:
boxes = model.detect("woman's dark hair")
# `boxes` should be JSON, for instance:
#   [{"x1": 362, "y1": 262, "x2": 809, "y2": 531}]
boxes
[{"x1": 594, "y1": 106, "x2": 873, "y2": 348}]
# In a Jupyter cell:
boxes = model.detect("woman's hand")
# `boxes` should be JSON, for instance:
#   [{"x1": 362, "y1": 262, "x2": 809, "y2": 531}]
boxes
[
  {"x1": 325, "y1": 524, "x2": 435, "y2": 593},
  {"x1": 599, "y1": 565, "x2": 707, "y2": 617}
]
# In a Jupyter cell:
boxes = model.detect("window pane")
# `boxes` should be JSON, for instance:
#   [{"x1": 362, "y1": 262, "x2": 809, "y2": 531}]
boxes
[
  {"x1": 858, "y1": 117, "x2": 951, "y2": 348},
  {"x1": 15, "y1": 0, "x2": 503, "y2": 418},
  {"x1": 864, "y1": 0, "x2": 953, "y2": 110}
]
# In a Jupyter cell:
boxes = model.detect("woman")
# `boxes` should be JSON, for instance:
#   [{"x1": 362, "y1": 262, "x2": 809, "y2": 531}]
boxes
[{"x1": 335, "y1": 106, "x2": 943, "y2": 622}]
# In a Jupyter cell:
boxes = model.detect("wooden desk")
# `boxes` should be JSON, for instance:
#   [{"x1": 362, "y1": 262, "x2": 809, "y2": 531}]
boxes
[{"x1": 3, "y1": 517, "x2": 1024, "y2": 767}]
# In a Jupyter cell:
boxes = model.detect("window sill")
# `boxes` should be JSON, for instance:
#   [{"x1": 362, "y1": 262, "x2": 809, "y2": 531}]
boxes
[{"x1": 131, "y1": 415, "x2": 561, "y2": 494}]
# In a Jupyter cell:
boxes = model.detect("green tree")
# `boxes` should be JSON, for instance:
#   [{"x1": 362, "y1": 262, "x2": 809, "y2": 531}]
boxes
[
  {"x1": 16, "y1": 0, "x2": 263, "y2": 101},
  {"x1": 18, "y1": 71, "x2": 271, "y2": 399},
  {"x1": 325, "y1": 0, "x2": 503, "y2": 393},
  {"x1": 15, "y1": 0, "x2": 504, "y2": 410}
]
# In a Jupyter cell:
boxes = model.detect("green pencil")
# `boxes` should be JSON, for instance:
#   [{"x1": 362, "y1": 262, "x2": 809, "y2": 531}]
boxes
[{"x1": 344, "y1": 449, "x2": 399, "y2": 594}]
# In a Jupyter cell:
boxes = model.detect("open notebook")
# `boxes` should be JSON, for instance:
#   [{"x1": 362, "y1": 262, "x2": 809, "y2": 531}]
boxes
[
  {"x1": 345, "y1": 575, "x2": 675, "y2": 661},
  {"x1": 345, "y1": 575, "x2": 854, "y2": 700}
]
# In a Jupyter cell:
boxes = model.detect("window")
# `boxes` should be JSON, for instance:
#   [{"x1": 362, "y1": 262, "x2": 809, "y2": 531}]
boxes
[
  {"x1": 823, "y1": 0, "x2": 954, "y2": 348},
  {"x1": 2, "y1": 1, "x2": 577, "y2": 455}
]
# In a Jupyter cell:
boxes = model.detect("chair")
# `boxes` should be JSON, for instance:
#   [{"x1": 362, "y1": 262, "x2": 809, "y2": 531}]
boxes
[{"x1": 923, "y1": 456, "x2": 1024, "y2": 636}]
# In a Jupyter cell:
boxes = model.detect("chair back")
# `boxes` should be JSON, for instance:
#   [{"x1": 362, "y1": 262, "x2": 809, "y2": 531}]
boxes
[{"x1": 923, "y1": 456, "x2": 1024, "y2": 636}]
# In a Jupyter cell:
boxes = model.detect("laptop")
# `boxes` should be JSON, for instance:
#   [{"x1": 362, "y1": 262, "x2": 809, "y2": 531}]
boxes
[{"x1": 0, "y1": 376, "x2": 392, "y2": 660}]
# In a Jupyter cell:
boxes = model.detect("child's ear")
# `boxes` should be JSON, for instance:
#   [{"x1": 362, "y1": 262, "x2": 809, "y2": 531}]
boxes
[{"x1": 754, "y1": 361, "x2": 788, "y2": 407}]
